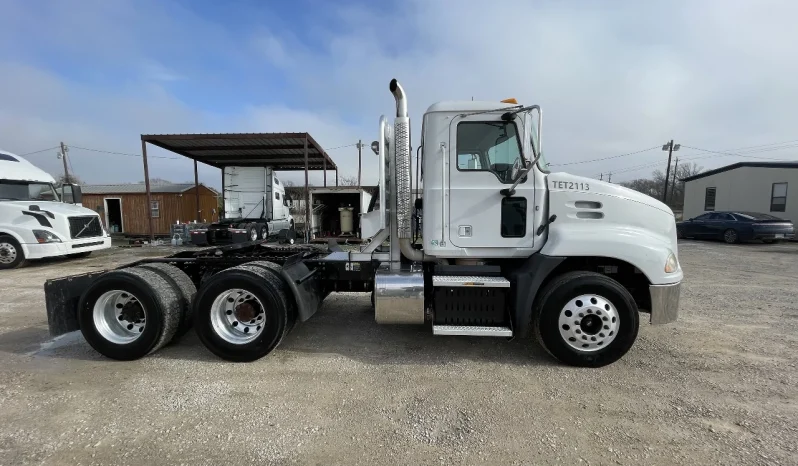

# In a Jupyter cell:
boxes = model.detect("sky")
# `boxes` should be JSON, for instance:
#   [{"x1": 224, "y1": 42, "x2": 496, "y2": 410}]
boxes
[{"x1": 1, "y1": 0, "x2": 797, "y2": 189}]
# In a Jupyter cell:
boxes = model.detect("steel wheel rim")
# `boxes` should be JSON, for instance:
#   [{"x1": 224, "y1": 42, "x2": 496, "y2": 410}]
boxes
[
  {"x1": 558, "y1": 294, "x2": 620, "y2": 352},
  {"x1": 250, "y1": 229, "x2": 258, "y2": 241},
  {"x1": 93, "y1": 290, "x2": 146, "y2": 344},
  {"x1": 725, "y1": 230, "x2": 736, "y2": 242},
  {"x1": 0, "y1": 242, "x2": 17, "y2": 264},
  {"x1": 210, "y1": 288, "x2": 266, "y2": 344}
]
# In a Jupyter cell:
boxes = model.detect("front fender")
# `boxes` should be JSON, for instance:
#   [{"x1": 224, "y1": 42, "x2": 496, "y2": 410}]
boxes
[{"x1": 541, "y1": 223, "x2": 682, "y2": 285}]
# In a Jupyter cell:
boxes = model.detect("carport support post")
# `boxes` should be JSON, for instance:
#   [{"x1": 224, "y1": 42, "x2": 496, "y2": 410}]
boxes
[
  {"x1": 304, "y1": 135, "x2": 310, "y2": 242},
  {"x1": 335, "y1": 169, "x2": 338, "y2": 187},
  {"x1": 323, "y1": 156, "x2": 327, "y2": 187},
  {"x1": 194, "y1": 159, "x2": 200, "y2": 222},
  {"x1": 141, "y1": 140, "x2": 155, "y2": 244}
]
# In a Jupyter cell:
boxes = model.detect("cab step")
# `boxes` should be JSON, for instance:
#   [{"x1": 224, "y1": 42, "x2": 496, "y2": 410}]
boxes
[
  {"x1": 432, "y1": 275, "x2": 510, "y2": 288},
  {"x1": 432, "y1": 325, "x2": 513, "y2": 337}
]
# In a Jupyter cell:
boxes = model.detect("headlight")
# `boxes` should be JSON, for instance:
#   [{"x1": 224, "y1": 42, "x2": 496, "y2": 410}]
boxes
[
  {"x1": 33, "y1": 230, "x2": 62, "y2": 243},
  {"x1": 664, "y1": 252, "x2": 678, "y2": 273}
]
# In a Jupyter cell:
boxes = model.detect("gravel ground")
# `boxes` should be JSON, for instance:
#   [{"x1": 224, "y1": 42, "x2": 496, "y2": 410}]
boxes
[{"x1": 0, "y1": 241, "x2": 796, "y2": 465}]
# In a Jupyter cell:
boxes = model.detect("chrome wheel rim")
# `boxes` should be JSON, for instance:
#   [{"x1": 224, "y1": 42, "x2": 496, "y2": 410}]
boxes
[
  {"x1": 93, "y1": 290, "x2": 146, "y2": 344},
  {"x1": 558, "y1": 294, "x2": 619, "y2": 352},
  {"x1": 250, "y1": 229, "x2": 258, "y2": 241},
  {"x1": 0, "y1": 242, "x2": 17, "y2": 264},
  {"x1": 210, "y1": 289, "x2": 266, "y2": 344},
  {"x1": 725, "y1": 230, "x2": 736, "y2": 243}
]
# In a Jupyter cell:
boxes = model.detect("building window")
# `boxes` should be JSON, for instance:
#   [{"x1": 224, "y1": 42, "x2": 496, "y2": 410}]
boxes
[
  {"x1": 150, "y1": 200, "x2": 160, "y2": 218},
  {"x1": 704, "y1": 187, "x2": 716, "y2": 211},
  {"x1": 771, "y1": 182, "x2": 787, "y2": 212}
]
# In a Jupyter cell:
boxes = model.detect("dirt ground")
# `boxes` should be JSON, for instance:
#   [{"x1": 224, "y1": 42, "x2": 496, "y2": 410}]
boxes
[{"x1": 0, "y1": 241, "x2": 796, "y2": 466}]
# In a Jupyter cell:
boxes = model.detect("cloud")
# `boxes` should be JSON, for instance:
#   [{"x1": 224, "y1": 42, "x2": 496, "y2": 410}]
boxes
[{"x1": 1, "y1": 0, "x2": 797, "y2": 190}]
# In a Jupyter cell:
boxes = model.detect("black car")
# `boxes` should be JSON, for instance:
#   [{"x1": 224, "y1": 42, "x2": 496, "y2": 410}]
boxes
[{"x1": 677, "y1": 211, "x2": 795, "y2": 244}]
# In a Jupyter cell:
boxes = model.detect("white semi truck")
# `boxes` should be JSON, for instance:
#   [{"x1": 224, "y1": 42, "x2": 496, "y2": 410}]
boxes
[
  {"x1": 189, "y1": 166, "x2": 295, "y2": 246},
  {"x1": 43, "y1": 80, "x2": 681, "y2": 367},
  {"x1": 0, "y1": 150, "x2": 111, "y2": 269}
]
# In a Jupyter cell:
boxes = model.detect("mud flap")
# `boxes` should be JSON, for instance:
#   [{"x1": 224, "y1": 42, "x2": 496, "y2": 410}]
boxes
[
  {"x1": 44, "y1": 271, "x2": 106, "y2": 337},
  {"x1": 279, "y1": 260, "x2": 325, "y2": 322}
]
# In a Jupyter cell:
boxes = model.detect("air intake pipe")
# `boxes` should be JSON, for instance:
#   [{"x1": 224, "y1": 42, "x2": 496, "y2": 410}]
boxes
[{"x1": 390, "y1": 78, "x2": 431, "y2": 262}]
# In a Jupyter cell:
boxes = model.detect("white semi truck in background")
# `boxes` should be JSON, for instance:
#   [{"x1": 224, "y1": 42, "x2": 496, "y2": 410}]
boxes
[
  {"x1": 0, "y1": 150, "x2": 111, "y2": 269},
  {"x1": 189, "y1": 166, "x2": 295, "y2": 246},
  {"x1": 43, "y1": 79, "x2": 681, "y2": 367}
]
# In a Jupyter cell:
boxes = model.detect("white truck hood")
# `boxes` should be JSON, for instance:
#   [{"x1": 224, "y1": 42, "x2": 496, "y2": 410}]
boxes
[
  {"x1": 548, "y1": 173, "x2": 674, "y2": 216},
  {"x1": 3, "y1": 200, "x2": 99, "y2": 217}
]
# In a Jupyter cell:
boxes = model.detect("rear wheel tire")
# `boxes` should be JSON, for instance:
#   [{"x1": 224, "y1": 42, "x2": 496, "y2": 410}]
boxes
[
  {"x1": 0, "y1": 235, "x2": 26, "y2": 270},
  {"x1": 245, "y1": 223, "x2": 259, "y2": 242},
  {"x1": 78, "y1": 267, "x2": 181, "y2": 360},
  {"x1": 257, "y1": 223, "x2": 268, "y2": 241},
  {"x1": 193, "y1": 264, "x2": 290, "y2": 362},
  {"x1": 533, "y1": 271, "x2": 639, "y2": 368},
  {"x1": 138, "y1": 263, "x2": 197, "y2": 338},
  {"x1": 67, "y1": 251, "x2": 92, "y2": 259},
  {"x1": 723, "y1": 229, "x2": 739, "y2": 244}
]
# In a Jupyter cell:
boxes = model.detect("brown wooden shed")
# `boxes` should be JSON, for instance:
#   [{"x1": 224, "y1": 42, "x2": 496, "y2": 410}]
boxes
[{"x1": 81, "y1": 183, "x2": 219, "y2": 236}]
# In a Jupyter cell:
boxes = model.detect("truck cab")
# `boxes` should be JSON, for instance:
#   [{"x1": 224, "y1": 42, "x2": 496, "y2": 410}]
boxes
[{"x1": 0, "y1": 150, "x2": 111, "y2": 269}]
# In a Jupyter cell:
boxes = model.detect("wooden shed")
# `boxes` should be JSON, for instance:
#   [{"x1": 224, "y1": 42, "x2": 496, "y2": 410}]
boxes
[{"x1": 81, "y1": 183, "x2": 219, "y2": 236}]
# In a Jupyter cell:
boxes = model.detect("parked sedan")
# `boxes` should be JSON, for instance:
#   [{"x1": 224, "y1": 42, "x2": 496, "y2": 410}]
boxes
[{"x1": 677, "y1": 211, "x2": 795, "y2": 244}]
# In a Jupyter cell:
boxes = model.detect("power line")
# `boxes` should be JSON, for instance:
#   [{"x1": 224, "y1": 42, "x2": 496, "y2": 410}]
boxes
[
  {"x1": 552, "y1": 146, "x2": 660, "y2": 167},
  {"x1": 18, "y1": 146, "x2": 60, "y2": 156},
  {"x1": 70, "y1": 145, "x2": 180, "y2": 160},
  {"x1": 323, "y1": 143, "x2": 359, "y2": 151},
  {"x1": 680, "y1": 145, "x2": 796, "y2": 161}
]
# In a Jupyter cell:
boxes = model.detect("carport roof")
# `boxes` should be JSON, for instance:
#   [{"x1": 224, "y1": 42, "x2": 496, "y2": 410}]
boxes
[{"x1": 140, "y1": 133, "x2": 337, "y2": 171}]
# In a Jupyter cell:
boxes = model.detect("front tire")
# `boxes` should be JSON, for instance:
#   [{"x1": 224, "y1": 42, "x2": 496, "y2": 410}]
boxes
[
  {"x1": 77, "y1": 267, "x2": 182, "y2": 360},
  {"x1": 723, "y1": 229, "x2": 739, "y2": 244},
  {"x1": 533, "y1": 271, "x2": 639, "y2": 368},
  {"x1": 0, "y1": 235, "x2": 26, "y2": 270},
  {"x1": 193, "y1": 264, "x2": 290, "y2": 362}
]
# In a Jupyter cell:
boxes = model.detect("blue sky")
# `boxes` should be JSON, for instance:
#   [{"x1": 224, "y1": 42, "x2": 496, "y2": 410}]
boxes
[{"x1": 1, "y1": 0, "x2": 797, "y2": 188}]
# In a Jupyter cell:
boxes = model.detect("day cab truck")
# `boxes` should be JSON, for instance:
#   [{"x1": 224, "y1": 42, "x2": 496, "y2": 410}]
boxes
[
  {"x1": 43, "y1": 80, "x2": 681, "y2": 367},
  {"x1": 1, "y1": 150, "x2": 111, "y2": 269},
  {"x1": 189, "y1": 166, "x2": 296, "y2": 246}
]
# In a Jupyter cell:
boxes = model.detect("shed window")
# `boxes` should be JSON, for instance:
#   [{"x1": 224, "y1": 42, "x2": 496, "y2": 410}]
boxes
[
  {"x1": 771, "y1": 182, "x2": 787, "y2": 212},
  {"x1": 150, "y1": 200, "x2": 160, "y2": 218},
  {"x1": 704, "y1": 187, "x2": 716, "y2": 211}
]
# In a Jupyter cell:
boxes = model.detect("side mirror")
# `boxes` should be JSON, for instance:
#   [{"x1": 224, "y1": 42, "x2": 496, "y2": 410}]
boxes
[{"x1": 61, "y1": 184, "x2": 82, "y2": 204}]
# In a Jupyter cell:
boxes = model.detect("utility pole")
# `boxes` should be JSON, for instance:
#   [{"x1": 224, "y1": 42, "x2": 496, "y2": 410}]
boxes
[
  {"x1": 357, "y1": 139, "x2": 363, "y2": 187},
  {"x1": 607, "y1": 172, "x2": 612, "y2": 183},
  {"x1": 662, "y1": 140, "x2": 680, "y2": 202},
  {"x1": 599, "y1": 173, "x2": 603, "y2": 181},
  {"x1": 59, "y1": 142, "x2": 70, "y2": 184},
  {"x1": 670, "y1": 157, "x2": 679, "y2": 204}
]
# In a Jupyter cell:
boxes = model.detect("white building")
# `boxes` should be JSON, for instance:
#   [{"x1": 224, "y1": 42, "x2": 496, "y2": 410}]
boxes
[{"x1": 682, "y1": 162, "x2": 798, "y2": 221}]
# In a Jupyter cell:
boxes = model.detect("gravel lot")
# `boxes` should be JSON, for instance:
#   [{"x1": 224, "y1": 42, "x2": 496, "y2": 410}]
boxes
[{"x1": 1, "y1": 241, "x2": 797, "y2": 465}]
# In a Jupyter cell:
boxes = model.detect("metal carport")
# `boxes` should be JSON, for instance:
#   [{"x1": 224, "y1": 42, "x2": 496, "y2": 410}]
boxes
[{"x1": 140, "y1": 133, "x2": 338, "y2": 242}]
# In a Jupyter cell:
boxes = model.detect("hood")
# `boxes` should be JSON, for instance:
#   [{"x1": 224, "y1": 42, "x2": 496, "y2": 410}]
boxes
[
  {"x1": 549, "y1": 172, "x2": 674, "y2": 216},
  {"x1": 3, "y1": 200, "x2": 100, "y2": 217}
]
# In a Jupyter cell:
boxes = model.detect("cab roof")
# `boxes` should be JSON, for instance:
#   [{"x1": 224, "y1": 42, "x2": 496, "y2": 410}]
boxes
[
  {"x1": 425, "y1": 101, "x2": 522, "y2": 114},
  {"x1": 0, "y1": 150, "x2": 56, "y2": 184}
]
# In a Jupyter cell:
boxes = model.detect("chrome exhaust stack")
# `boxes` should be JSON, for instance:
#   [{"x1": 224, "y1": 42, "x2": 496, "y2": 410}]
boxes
[{"x1": 389, "y1": 78, "x2": 431, "y2": 262}]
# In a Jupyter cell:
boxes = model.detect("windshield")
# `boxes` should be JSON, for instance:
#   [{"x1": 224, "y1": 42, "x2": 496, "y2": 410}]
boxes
[{"x1": 0, "y1": 180, "x2": 60, "y2": 201}]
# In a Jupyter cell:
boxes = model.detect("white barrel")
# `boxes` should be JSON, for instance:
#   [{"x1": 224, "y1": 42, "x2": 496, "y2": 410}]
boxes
[{"x1": 339, "y1": 207, "x2": 354, "y2": 233}]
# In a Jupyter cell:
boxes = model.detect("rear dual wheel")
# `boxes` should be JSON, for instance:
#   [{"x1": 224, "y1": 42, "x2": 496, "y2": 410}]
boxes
[
  {"x1": 193, "y1": 261, "x2": 295, "y2": 362},
  {"x1": 78, "y1": 264, "x2": 196, "y2": 360}
]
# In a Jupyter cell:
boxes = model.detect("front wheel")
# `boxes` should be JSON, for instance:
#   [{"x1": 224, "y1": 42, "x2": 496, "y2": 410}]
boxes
[
  {"x1": 0, "y1": 235, "x2": 27, "y2": 270},
  {"x1": 533, "y1": 271, "x2": 639, "y2": 367},
  {"x1": 723, "y1": 229, "x2": 738, "y2": 244}
]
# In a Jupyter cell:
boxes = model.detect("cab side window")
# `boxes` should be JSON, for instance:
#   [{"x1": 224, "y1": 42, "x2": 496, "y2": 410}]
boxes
[{"x1": 456, "y1": 121, "x2": 523, "y2": 184}]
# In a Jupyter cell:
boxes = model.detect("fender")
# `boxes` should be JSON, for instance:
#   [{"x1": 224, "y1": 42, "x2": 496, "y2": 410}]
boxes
[
  {"x1": 0, "y1": 228, "x2": 26, "y2": 245},
  {"x1": 541, "y1": 223, "x2": 682, "y2": 285}
]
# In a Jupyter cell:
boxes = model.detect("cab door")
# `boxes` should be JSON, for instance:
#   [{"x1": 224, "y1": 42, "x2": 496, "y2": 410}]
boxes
[{"x1": 447, "y1": 114, "x2": 536, "y2": 249}]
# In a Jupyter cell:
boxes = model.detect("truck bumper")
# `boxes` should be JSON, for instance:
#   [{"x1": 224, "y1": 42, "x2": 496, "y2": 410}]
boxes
[
  {"x1": 22, "y1": 236, "x2": 111, "y2": 259},
  {"x1": 649, "y1": 282, "x2": 680, "y2": 324}
]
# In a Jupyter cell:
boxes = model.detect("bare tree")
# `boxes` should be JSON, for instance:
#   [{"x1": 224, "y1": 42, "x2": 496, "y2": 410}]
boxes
[
  {"x1": 338, "y1": 175, "x2": 360, "y2": 186},
  {"x1": 620, "y1": 162, "x2": 703, "y2": 208},
  {"x1": 56, "y1": 174, "x2": 83, "y2": 186}
]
